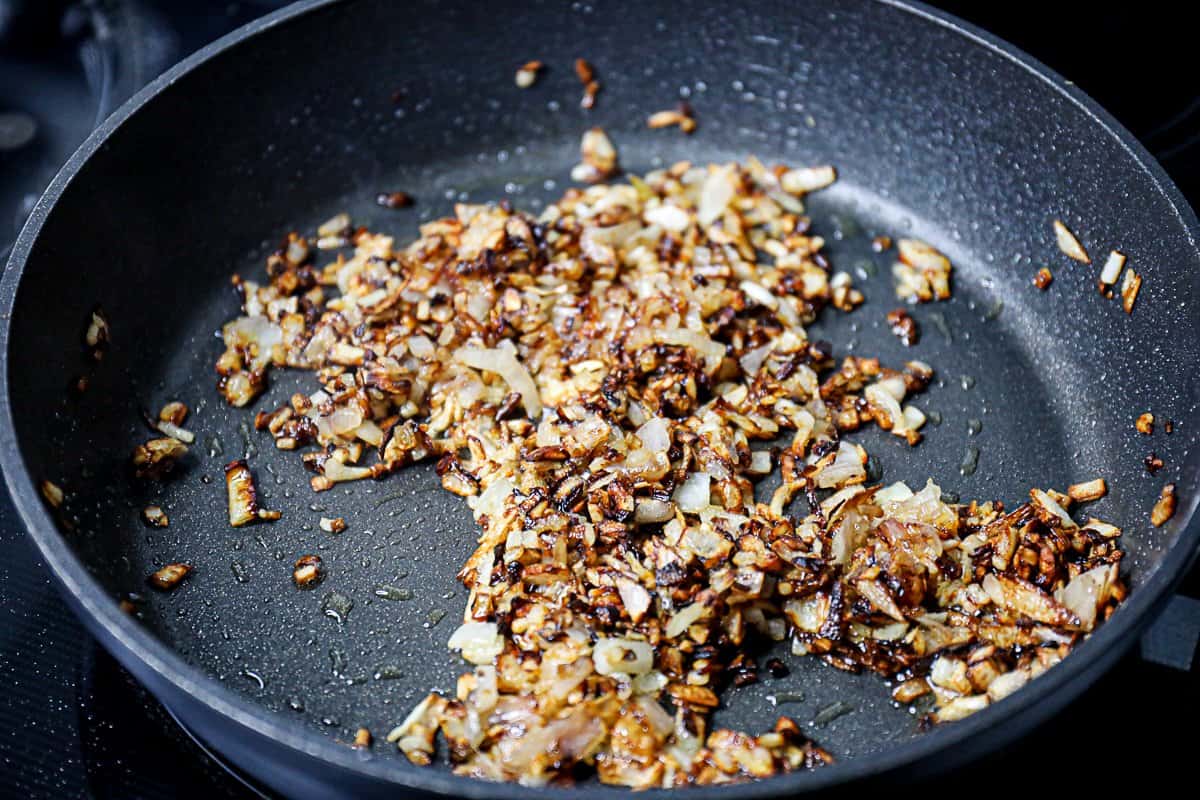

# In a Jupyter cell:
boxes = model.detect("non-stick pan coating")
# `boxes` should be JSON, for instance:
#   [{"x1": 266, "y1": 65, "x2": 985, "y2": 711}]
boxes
[{"x1": 3, "y1": 0, "x2": 1199, "y2": 797}]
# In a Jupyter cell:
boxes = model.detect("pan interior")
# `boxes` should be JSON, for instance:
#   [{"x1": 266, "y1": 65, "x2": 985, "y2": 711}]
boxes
[{"x1": 5, "y1": 0, "x2": 1198, "y2": 787}]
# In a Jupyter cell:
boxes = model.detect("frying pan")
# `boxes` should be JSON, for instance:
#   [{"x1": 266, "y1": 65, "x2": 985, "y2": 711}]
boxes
[{"x1": 3, "y1": 0, "x2": 1199, "y2": 796}]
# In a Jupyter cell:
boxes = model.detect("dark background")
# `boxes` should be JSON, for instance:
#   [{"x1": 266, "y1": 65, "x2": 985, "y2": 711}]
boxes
[{"x1": 2, "y1": 1, "x2": 1198, "y2": 797}]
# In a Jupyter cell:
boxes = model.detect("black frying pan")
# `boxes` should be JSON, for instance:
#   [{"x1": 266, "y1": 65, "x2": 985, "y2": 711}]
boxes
[{"x1": 2, "y1": 0, "x2": 1198, "y2": 797}]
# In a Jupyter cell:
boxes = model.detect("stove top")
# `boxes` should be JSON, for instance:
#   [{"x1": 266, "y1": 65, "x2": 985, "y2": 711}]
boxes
[{"x1": 1, "y1": 2, "x2": 1197, "y2": 797}]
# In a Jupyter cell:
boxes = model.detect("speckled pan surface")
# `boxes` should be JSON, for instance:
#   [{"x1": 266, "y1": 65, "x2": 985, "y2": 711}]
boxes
[{"x1": 2, "y1": 0, "x2": 1198, "y2": 796}]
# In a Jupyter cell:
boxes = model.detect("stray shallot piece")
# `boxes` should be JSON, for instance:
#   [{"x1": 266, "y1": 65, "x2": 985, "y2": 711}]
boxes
[
  {"x1": 1053, "y1": 219, "x2": 1090, "y2": 263},
  {"x1": 353, "y1": 728, "x2": 372, "y2": 748},
  {"x1": 780, "y1": 165, "x2": 837, "y2": 194},
  {"x1": 148, "y1": 563, "x2": 191, "y2": 591},
  {"x1": 293, "y1": 554, "x2": 324, "y2": 587},
  {"x1": 885, "y1": 308, "x2": 919, "y2": 346},
  {"x1": 1098, "y1": 250, "x2": 1125, "y2": 291},
  {"x1": 892, "y1": 238, "x2": 952, "y2": 302},
  {"x1": 1151, "y1": 483, "x2": 1177, "y2": 527},
  {"x1": 646, "y1": 104, "x2": 696, "y2": 134},
  {"x1": 320, "y1": 516, "x2": 347, "y2": 534},
  {"x1": 1144, "y1": 453, "x2": 1164, "y2": 474},
  {"x1": 142, "y1": 505, "x2": 169, "y2": 528},
  {"x1": 40, "y1": 479, "x2": 64, "y2": 508},
  {"x1": 871, "y1": 235, "x2": 892, "y2": 252},
  {"x1": 570, "y1": 127, "x2": 618, "y2": 183},
  {"x1": 84, "y1": 307, "x2": 110, "y2": 360},
  {"x1": 1120, "y1": 268, "x2": 1142, "y2": 313},
  {"x1": 224, "y1": 459, "x2": 280, "y2": 527},
  {"x1": 1067, "y1": 478, "x2": 1106, "y2": 503},
  {"x1": 514, "y1": 60, "x2": 543, "y2": 88},
  {"x1": 132, "y1": 437, "x2": 188, "y2": 479},
  {"x1": 155, "y1": 401, "x2": 194, "y2": 443},
  {"x1": 376, "y1": 191, "x2": 413, "y2": 209},
  {"x1": 1136, "y1": 412, "x2": 1154, "y2": 435},
  {"x1": 159, "y1": 401, "x2": 188, "y2": 425},
  {"x1": 574, "y1": 58, "x2": 600, "y2": 108},
  {"x1": 1033, "y1": 267, "x2": 1053, "y2": 290}
]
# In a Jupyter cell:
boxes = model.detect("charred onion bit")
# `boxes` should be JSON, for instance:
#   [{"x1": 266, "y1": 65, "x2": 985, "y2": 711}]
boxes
[
  {"x1": 224, "y1": 459, "x2": 280, "y2": 527},
  {"x1": 514, "y1": 60, "x2": 543, "y2": 88},
  {"x1": 571, "y1": 127, "x2": 618, "y2": 184},
  {"x1": 886, "y1": 308, "x2": 919, "y2": 346},
  {"x1": 142, "y1": 505, "x2": 169, "y2": 528},
  {"x1": 1053, "y1": 219, "x2": 1090, "y2": 263},
  {"x1": 892, "y1": 238, "x2": 952, "y2": 303},
  {"x1": 376, "y1": 191, "x2": 414, "y2": 209},
  {"x1": 39, "y1": 479, "x2": 64, "y2": 508},
  {"x1": 293, "y1": 554, "x2": 324, "y2": 587},
  {"x1": 1120, "y1": 268, "x2": 1142, "y2": 314},
  {"x1": 219, "y1": 163, "x2": 1126, "y2": 787},
  {"x1": 84, "y1": 307, "x2": 110, "y2": 361},
  {"x1": 148, "y1": 563, "x2": 192, "y2": 591},
  {"x1": 647, "y1": 104, "x2": 697, "y2": 134},
  {"x1": 1135, "y1": 412, "x2": 1155, "y2": 435},
  {"x1": 1151, "y1": 483, "x2": 1177, "y2": 527},
  {"x1": 1033, "y1": 268, "x2": 1053, "y2": 290},
  {"x1": 574, "y1": 58, "x2": 600, "y2": 108},
  {"x1": 132, "y1": 437, "x2": 188, "y2": 479}
]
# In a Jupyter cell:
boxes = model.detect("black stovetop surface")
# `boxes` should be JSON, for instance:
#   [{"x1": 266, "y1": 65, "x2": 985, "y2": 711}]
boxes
[{"x1": 2, "y1": 2, "x2": 1198, "y2": 797}]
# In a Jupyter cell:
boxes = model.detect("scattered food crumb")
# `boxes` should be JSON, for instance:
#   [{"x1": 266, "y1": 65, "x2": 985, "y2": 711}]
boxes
[
  {"x1": 646, "y1": 102, "x2": 696, "y2": 134},
  {"x1": 892, "y1": 238, "x2": 952, "y2": 302},
  {"x1": 84, "y1": 307, "x2": 110, "y2": 360},
  {"x1": 885, "y1": 308, "x2": 919, "y2": 346},
  {"x1": 871, "y1": 235, "x2": 892, "y2": 252},
  {"x1": 354, "y1": 727, "x2": 372, "y2": 748},
  {"x1": 132, "y1": 437, "x2": 188, "y2": 479},
  {"x1": 1053, "y1": 219, "x2": 1090, "y2": 263},
  {"x1": 155, "y1": 401, "x2": 195, "y2": 443},
  {"x1": 1098, "y1": 250, "x2": 1125, "y2": 291},
  {"x1": 148, "y1": 563, "x2": 192, "y2": 591},
  {"x1": 570, "y1": 127, "x2": 618, "y2": 183},
  {"x1": 1067, "y1": 478, "x2": 1106, "y2": 503},
  {"x1": 1165, "y1": 419, "x2": 1174, "y2": 434},
  {"x1": 574, "y1": 58, "x2": 600, "y2": 108},
  {"x1": 293, "y1": 554, "x2": 324, "y2": 587},
  {"x1": 1120, "y1": 268, "x2": 1141, "y2": 314},
  {"x1": 39, "y1": 479, "x2": 64, "y2": 508},
  {"x1": 780, "y1": 165, "x2": 837, "y2": 194},
  {"x1": 224, "y1": 459, "x2": 280, "y2": 527},
  {"x1": 1136, "y1": 412, "x2": 1154, "y2": 435},
  {"x1": 1144, "y1": 453, "x2": 1164, "y2": 474},
  {"x1": 142, "y1": 505, "x2": 169, "y2": 527},
  {"x1": 1033, "y1": 267, "x2": 1053, "y2": 290},
  {"x1": 514, "y1": 60, "x2": 543, "y2": 88},
  {"x1": 892, "y1": 677, "x2": 931, "y2": 704},
  {"x1": 159, "y1": 401, "x2": 188, "y2": 425},
  {"x1": 1151, "y1": 483, "x2": 1177, "y2": 527},
  {"x1": 375, "y1": 191, "x2": 413, "y2": 209},
  {"x1": 320, "y1": 516, "x2": 348, "y2": 534}
]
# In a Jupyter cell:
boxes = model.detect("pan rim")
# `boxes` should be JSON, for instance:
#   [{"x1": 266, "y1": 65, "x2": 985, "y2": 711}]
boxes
[{"x1": 2, "y1": 0, "x2": 1198, "y2": 796}]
